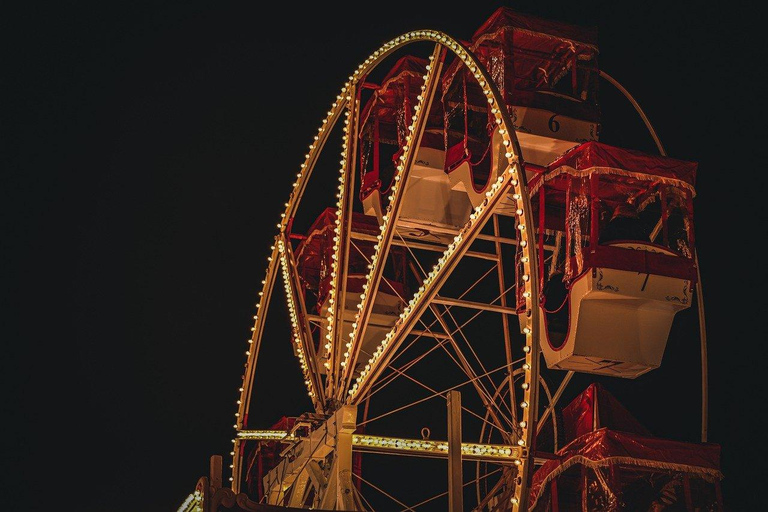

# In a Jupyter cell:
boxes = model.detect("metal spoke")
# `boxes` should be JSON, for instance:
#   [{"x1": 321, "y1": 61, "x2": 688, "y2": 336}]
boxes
[
  {"x1": 437, "y1": 303, "x2": 517, "y2": 425},
  {"x1": 383, "y1": 260, "x2": 500, "y2": 370},
  {"x1": 356, "y1": 473, "x2": 415, "y2": 511},
  {"x1": 366, "y1": 335, "x2": 452, "y2": 400},
  {"x1": 493, "y1": 214, "x2": 518, "y2": 426},
  {"x1": 325, "y1": 90, "x2": 360, "y2": 398},
  {"x1": 344, "y1": 238, "x2": 473, "y2": 403},
  {"x1": 408, "y1": 467, "x2": 503, "y2": 510},
  {"x1": 341, "y1": 44, "x2": 447, "y2": 394},
  {"x1": 358, "y1": 360, "x2": 516, "y2": 428},
  {"x1": 432, "y1": 303, "x2": 516, "y2": 433},
  {"x1": 366, "y1": 278, "x2": 517, "y2": 403},
  {"x1": 382, "y1": 353, "x2": 512, "y2": 435},
  {"x1": 350, "y1": 478, "x2": 377, "y2": 512},
  {"x1": 281, "y1": 234, "x2": 325, "y2": 410},
  {"x1": 536, "y1": 371, "x2": 574, "y2": 435}
]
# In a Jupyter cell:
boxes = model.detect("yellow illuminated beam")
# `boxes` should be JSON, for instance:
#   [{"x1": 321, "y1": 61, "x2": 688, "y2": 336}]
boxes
[
  {"x1": 176, "y1": 490, "x2": 203, "y2": 512},
  {"x1": 352, "y1": 434, "x2": 520, "y2": 463},
  {"x1": 237, "y1": 430, "x2": 298, "y2": 442},
  {"x1": 236, "y1": 430, "x2": 520, "y2": 464}
]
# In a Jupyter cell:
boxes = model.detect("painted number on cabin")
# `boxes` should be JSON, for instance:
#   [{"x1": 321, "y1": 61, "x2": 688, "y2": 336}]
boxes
[{"x1": 548, "y1": 114, "x2": 560, "y2": 133}]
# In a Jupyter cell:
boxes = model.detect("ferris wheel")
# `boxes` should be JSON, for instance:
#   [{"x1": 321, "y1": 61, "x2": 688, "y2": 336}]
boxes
[{"x1": 182, "y1": 8, "x2": 722, "y2": 512}]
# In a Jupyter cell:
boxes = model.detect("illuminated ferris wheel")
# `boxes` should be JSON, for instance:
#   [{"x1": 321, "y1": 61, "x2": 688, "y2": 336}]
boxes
[{"x1": 180, "y1": 8, "x2": 723, "y2": 512}]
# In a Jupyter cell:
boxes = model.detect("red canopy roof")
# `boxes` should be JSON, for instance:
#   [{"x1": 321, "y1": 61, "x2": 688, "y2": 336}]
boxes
[
  {"x1": 472, "y1": 7, "x2": 597, "y2": 48},
  {"x1": 295, "y1": 208, "x2": 381, "y2": 291},
  {"x1": 296, "y1": 208, "x2": 379, "y2": 290},
  {"x1": 361, "y1": 55, "x2": 427, "y2": 127},
  {"x1": 561, "y1": 383, "x2": 651, "y2": 444},
  {"x1": 379, "y1": 55, "x2": 427, "y2": 90},
  {"x1": 295, "y1": 208, "x2": 406, "y2": 307},
  {"x1": 471, "y1": 7, "x2": 598, "y2": 95},
  {"x1": 530, "y1": 141, "x2": 698, "y2": 217},
  {"x1": 545, "y1": 141, "x2": 697, "y2": 187},
  {"x1": 529, "y1": 384, "x2": 722, "y2": 508},
  {"x1": 529, "y1": 428, "x2": 723, "y2": 508},
  {"x1": 442, "y1": 7, "x2": 601, "y2": 124},
  {"x1": 360, "y1": 55, "x2": 443, "y2": 143}
]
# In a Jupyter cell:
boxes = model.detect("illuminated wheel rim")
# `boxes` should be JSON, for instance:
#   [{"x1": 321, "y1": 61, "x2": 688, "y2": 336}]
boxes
[{"x1": 230, "y1": 30, "x2": 541, "y2": 511}]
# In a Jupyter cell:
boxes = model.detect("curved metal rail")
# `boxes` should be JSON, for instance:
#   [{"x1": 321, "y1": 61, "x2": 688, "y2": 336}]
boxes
[
  {"x1": 231, "y1": 30, "x2": 542, "y2": 510},
  {"x1": 600, "y1": 70, "x2": 709, "y2": 442}
]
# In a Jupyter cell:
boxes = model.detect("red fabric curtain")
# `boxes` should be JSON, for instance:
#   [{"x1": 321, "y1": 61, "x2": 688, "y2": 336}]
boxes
[
  {"x1": 547, "y1": 141, "x2": 697, "y2": 187},
  {"x1": 561, "y1": 383, "x2": 651, "y2": 444},
  {"x1": 529, "y1": 429, "x2": 722, "y2": 509}
]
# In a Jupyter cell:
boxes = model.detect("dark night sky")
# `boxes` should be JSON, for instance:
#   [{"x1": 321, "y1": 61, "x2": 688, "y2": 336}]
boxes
[{"x1": 4, "y1": 1, "x2": 765, "y2": 510}]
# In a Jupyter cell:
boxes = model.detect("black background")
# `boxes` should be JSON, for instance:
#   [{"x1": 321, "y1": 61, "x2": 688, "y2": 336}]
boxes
[{"x1": 4, "y1": 1, "x2": 765, "y2": 510}]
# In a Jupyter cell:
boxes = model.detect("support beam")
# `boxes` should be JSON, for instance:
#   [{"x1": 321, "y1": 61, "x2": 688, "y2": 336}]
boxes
[
  {"x1": 281, "y1": 235, "x2": 325, "y2": 410},
  {"x1": 257, "y1": 406, "x2": 358, "y2": 508},
  {"x1": 210, "y1": 455, "x2": 222, "y2": 489},
  {"x1": 326, "y1": 89, "x2": 360, "y2": 399},
  {"x1": 695, "y1": 252, "x2": 709, "y2": 442},
  {"x1": 354, "y1": 434, "x2": 521, "y2": 464},
  {"x1": 447, "y1": 390, "x2": 463, "y2": 512},
  {"x1": 430, "y1": 302, "x2": 510, "y2": 438},
  {"x1": 409, "y1": 328, "x2": 451, "y2": 340},
  {"x1": 238, "y1": 430, "x2": 521, "y2": 464},
  {"x1": 351, "y1": 231, "x2": 498, "y2": 261},
  {"x1": 334, "y1": 406, "x2": 359, "y2": 510},
  {"x1": 433, "y1": 296, "x2": 519, "y2": 315},
  {"x1": 308, "y1": 314, "x2": 450, "y2": 340},
  {"x1": 493, "y1": 214, "x2": 518, "y2": 429},
  {"x1": 536, "y1": 371, "x2": 574, "y2": 435},
  {"x1": 340, "y1": 44, "x2": 446, "y2": 396},
  {"x1": 394, "y1": 219, "x2": 555, "y2": 250},
  {"x1": 233, "y1": 242, "x2": 281, "y2": 492}
]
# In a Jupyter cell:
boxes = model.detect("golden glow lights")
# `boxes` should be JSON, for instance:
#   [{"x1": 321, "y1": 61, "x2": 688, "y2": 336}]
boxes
[
  {"x1": 345, "y1": 33, "x2": 536, "y2": 423},
  {"x1": 232, "y1": 86, "x2": 351, "y2": 489},
  {"x1": 353, "y1": 434, "x2": 520, "y2": 462},
  {"x1": 323, "y1": 105, "x2": 353, "y2": 378},
  {"x1": 278, "y1": 240, "x2": 317, "y2": 401},
  {"x1": 230, "y1": 30, "x2": 539, "y2": 510},
  {"x1": 237, "y1": 430, "x2": 298, "y2": 442},
  {"x1": 176, "y1": 490, "x2": 202, "y2": 512},
  {"x1": 340, "y1": 53, "x2": 437, "y2": 380},
  {"x1": 236, "y1": 430, "x2": 519, "y2": 462}
]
